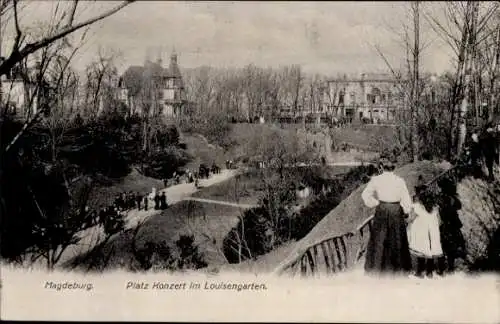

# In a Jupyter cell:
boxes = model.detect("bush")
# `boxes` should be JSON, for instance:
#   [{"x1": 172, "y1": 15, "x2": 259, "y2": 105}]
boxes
[
  {"x1": 222, "y1": 207, "x2": 275, "y2": 263},
  {"x1": 134, "y1": 235, "x2": 207, "y2": 271},
  {"x1": 179, "y1": 113, "x2": 235, "y2": 149},
  {"x1": 142, "y1": 147, "x2": 192, "y2": 180}
]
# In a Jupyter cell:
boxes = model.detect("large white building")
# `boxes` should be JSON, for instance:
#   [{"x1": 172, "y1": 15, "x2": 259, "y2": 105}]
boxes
[{"x1": 324, "y1": 73, "x2": 408, "y2": 123}]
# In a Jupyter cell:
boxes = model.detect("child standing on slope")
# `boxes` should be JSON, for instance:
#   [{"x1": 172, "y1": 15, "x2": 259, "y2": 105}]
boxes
[{"x1": 407, "y1": 186, "x2": 445, "y2": 278}]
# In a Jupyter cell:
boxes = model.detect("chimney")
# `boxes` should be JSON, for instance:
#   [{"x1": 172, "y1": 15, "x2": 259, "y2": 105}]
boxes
[
  {"x1": 170, "y1": 51, "x2": 178, "y2": 65},
  {"x1": 156, "y1": 46, "x2": 163, "y2": 66}
]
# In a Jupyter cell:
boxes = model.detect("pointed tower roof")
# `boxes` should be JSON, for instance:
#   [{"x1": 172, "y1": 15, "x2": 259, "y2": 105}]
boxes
[{"x1": 167, "y1": 49, "x2": 182, "y2": 79}]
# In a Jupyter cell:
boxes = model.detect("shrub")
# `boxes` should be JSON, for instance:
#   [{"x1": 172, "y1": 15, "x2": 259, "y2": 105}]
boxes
[
  {"x1": 179, "y1": 113, "x2": 235, "y2": 149},
  {"x1": 134, "y1": 235, "x2": 207, "y2": 271},
  {"x1": 142, "y1": 147, "x2": 192, "y2": 179}
]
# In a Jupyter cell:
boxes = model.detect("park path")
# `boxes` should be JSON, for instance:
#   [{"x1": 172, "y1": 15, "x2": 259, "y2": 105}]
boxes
[
  {"x1": 59, "y1": 169, "x2": 239, "y2": 265},
  {"x1": 182, "y1": 197, "x2": 257, "y2": 209},
  {"x1": 125, "y1": 169, "x2": 238, "y2": 229}
]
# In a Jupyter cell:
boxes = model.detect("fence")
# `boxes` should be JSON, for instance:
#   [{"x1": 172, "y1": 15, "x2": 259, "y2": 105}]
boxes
[{"x1": 273, "y1": 164, "x2": 459, "y2": 277}]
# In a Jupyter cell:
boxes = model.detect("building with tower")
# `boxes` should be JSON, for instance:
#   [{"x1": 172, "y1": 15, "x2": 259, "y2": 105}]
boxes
[{"x1": 120, "y1": 50, "x2": 187, "y2": 119}]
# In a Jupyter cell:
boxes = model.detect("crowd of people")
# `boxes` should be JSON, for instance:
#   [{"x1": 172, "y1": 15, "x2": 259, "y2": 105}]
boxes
[
  {"x1": 113, "y1": 190, "x2": 169, "y2": 212},
  {"x1": 80, "y1": 206, "x2": 125, "y2": 236},
  {"x1": 166, "y1": 163, "x2": 222, "y2": 187}
]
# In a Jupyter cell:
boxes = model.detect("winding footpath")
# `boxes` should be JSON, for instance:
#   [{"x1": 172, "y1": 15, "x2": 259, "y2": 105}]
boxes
[
  {"x1": 59, "y1": 169, "x2": 239, "y2": 265},
  {"x1": 182, "y1": 197, "x2": 258, "y2": 209}
]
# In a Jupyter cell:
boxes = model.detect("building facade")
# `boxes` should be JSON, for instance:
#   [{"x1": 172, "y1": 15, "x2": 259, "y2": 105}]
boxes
[
  {"x1": 120, "y1": 51, "x2": 187, "y2": 119},
  {"x1": 324, "y1": 73, "x2": 407, "y2": 123},
  {"x1": 1, "y1": 62, "x2": 38, "y2": 119}
]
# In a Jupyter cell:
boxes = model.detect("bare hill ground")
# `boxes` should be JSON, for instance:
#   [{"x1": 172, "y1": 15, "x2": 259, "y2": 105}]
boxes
[{"x1": 225, "y1": 161, "x2": 500, "y2": 274}]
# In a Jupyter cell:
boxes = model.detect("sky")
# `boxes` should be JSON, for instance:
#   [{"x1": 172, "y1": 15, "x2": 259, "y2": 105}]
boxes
[{"x1": 3, "y1": 1, "x2": 455, "y2": 77}]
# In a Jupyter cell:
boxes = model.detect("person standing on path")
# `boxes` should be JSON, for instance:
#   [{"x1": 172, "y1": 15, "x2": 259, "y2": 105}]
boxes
[
  {"x1": 361, "y1": 156, "x2": 413, "y2": 276},
  {"x1": 154, "y1": 192, "x2": 160, "y2": 210},
  {"x1": 135, "y1": 193, "x2": 142, "y2": 211},
  {"x1": 480, "y1": 123, "x2": 498, "y2": 182},
  {"x1": 407, "y1": 186, "x2": 445, "y2": 278},
  {"x1": 468, "y1": 132, "x2": 483, "y2": 178},
  {"x1": 143, "y1": 196, "x2": 148, "y2": 211},
  {"x1": 160, "y1": 192, "x2": 168, "y2": 210}
]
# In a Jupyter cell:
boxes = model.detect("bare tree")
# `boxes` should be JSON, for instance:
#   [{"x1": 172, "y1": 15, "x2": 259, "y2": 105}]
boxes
[
  {"x1": 1, "y1": 0, "x2": 134, "y2": 154},
  {"x1": 425, "y1": 1, "x2": 499, "y2": 156},
  {"x1": 0, "y1": 0, "x2": 134, "y2": 77},
  {"x1": 374, "y1": 1, "x2": 427, "y2": 162},
  {"x1": 83, "y1": 47, "x2": 122, "y2": 120}
]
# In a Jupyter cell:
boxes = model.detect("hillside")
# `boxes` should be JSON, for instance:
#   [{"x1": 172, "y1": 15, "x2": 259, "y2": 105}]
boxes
[
  {"x1": 225, "y1": 160, "x2": 452, "y2": 273},
  {"x1": 67, "y1": 200, "x2": 244, "y2": 271},
  {"x1": 228, "y1": 161, "x2": 500, "y2": 275},
  {"x1": 181, "y1": 133, "x2": 228, "y2": 170},
  {"x1": 181, "y1": 123, "x2": 386, "y2": 169}
]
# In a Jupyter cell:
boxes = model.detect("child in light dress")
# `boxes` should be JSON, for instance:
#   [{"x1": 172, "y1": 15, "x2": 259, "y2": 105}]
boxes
[{"x1": 407, "y1": 186, "x2": 445, "y2": 278}]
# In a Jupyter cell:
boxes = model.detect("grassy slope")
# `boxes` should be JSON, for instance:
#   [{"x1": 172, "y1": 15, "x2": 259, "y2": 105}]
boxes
[
  {"x1": 330, "y1": 124, "x2": 399, "y2": 150},
  {"x1": 181, "y1": 133, "x2": 228, "y2": 170},
  {"x1": 68, "y1": 200, "x2": 243, "y2": 271},
  {"x1": 182, "y1": 123, "x2": 390, "y2": 167},
  {"x1": 280, "y1": 123, "x2": 398, "y2": 151},
  {"x1": 191, "y1": 165, "x2": 356, "y2": 205},
  {"x1": 191, "y1": 172, "x2": 264, "y2": 205}
]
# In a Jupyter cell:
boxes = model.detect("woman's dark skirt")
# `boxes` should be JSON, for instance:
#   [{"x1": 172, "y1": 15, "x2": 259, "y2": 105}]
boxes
[{"x1": 364, "y1": 202, "x2": 412, "y2": 275}]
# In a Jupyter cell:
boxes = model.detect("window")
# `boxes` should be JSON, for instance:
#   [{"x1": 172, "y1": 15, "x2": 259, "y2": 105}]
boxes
[
  {"x1": 350, "y1": 92, "x2": 356, "y2": 104},
  {"x1": 338, "y1": 92, "x2": 344, "y2": 105}
]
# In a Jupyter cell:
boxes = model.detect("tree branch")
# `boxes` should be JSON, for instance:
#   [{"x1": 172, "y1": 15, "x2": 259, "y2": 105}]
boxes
[
  {"x1": 0, "y1": 0, "x2": 134, "y2": 76},
  {"x1": 11, "y1": 0, "x2": 22, "y2": 53},
  {"x1": 67, "y1": 0, "x2": 79, "y2": 27}
]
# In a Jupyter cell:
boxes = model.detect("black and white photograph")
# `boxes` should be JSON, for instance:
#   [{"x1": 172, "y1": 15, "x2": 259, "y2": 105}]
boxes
[{"x1": 0, "y1": 1, "x2": 499, "y2": 322}]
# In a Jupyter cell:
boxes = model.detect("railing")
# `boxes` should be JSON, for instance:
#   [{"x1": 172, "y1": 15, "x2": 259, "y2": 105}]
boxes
[{"x1": 273, "y1": 164, "x2": 460, "y2": 277}]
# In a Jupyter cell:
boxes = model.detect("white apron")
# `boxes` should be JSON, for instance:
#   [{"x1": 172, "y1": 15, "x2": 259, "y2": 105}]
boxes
[{"x1": 407, "y1": 203, "x2": 443, "y2": 258}]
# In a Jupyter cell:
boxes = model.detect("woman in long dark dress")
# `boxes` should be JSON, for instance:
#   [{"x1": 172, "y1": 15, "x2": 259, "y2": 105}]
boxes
[{"x1": 361, "y1": 157, "x2": 413, "y2": 275}]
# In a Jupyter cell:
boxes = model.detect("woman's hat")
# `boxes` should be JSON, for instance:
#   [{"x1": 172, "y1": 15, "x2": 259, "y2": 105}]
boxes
[{"x1": 379, "y1": 152, "x2": 397, "y2": 169}]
